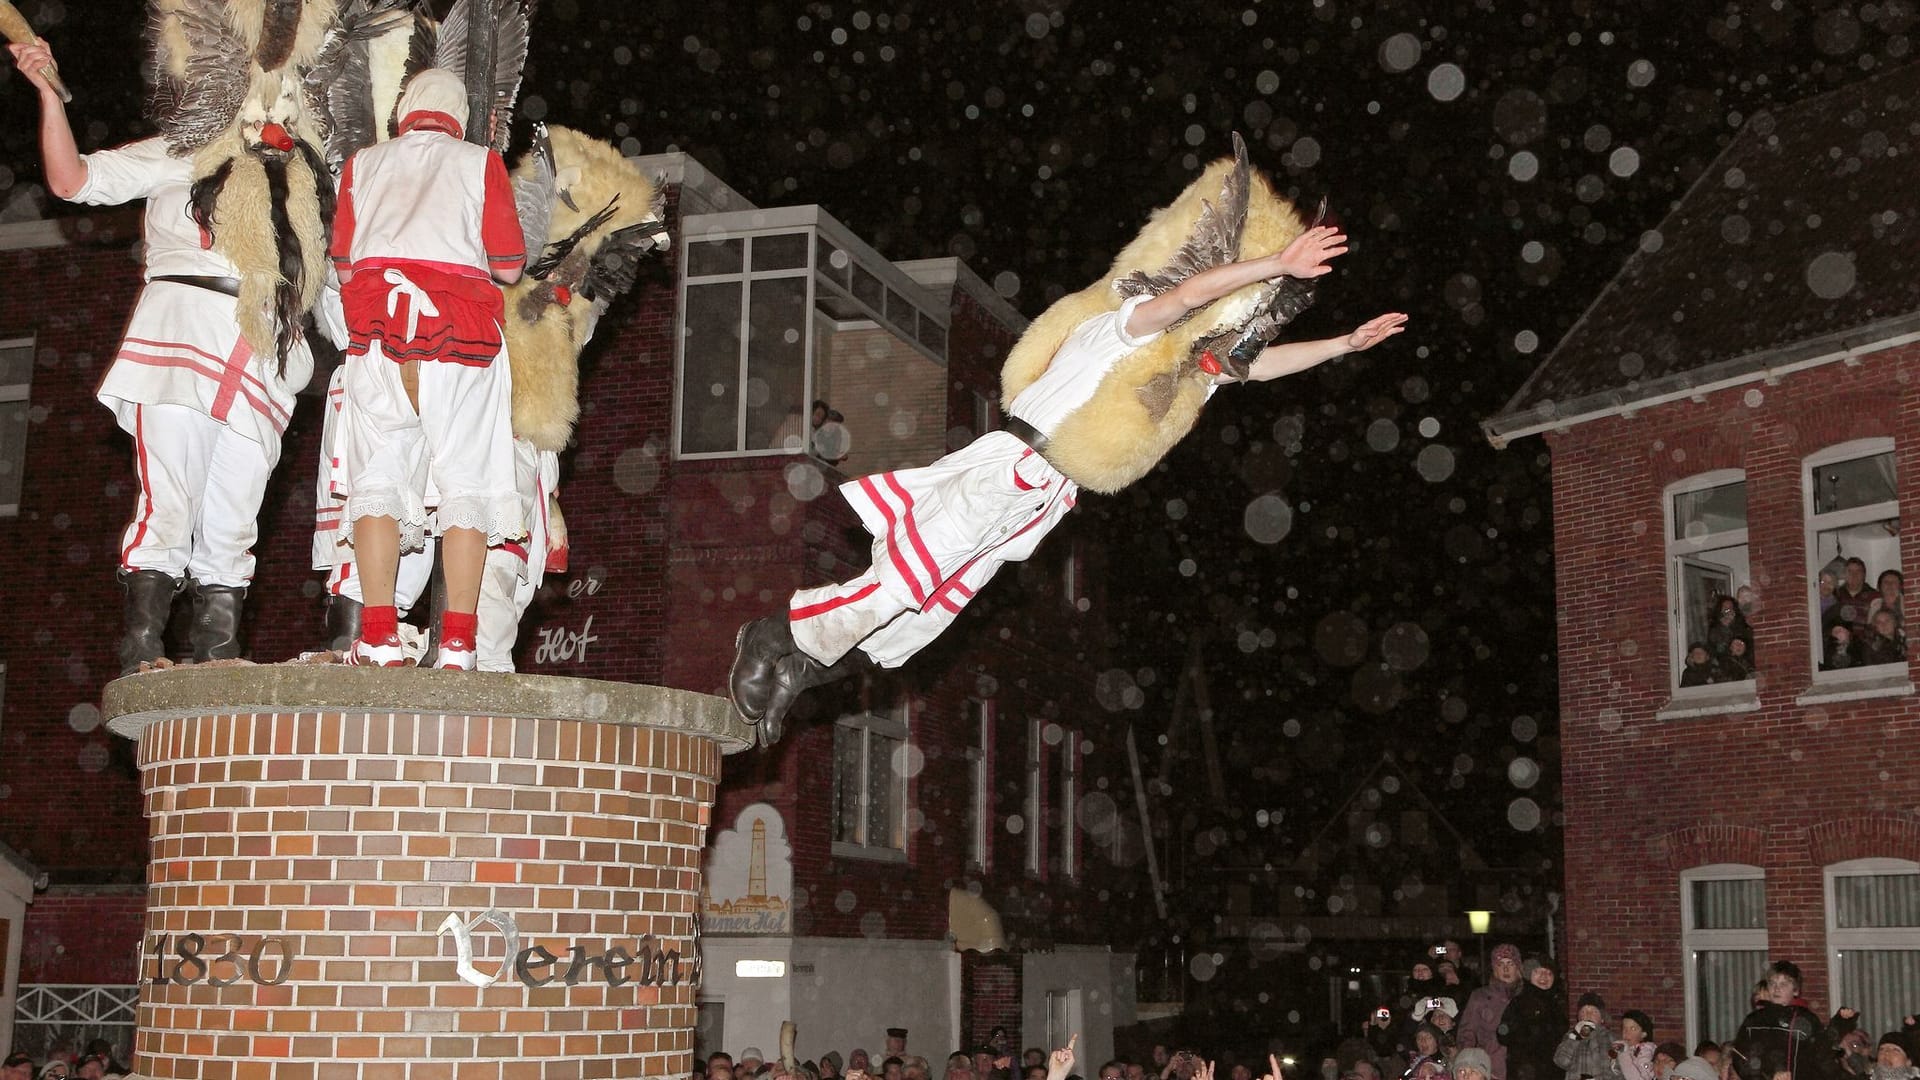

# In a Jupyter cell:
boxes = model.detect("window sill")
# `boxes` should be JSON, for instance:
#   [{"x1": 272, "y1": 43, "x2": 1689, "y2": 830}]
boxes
[
  {"x1": 1796, "y1": 669, "x2": 1915, "y2": 706},
  {"x1": 1656, "y1": 684, "x2": 1760, "y2": 720},
  {"x1": 831, "y1": 841, "x2": 908, "y2": 864}
]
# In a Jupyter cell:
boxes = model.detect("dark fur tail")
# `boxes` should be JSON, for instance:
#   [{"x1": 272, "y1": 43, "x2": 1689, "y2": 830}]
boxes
[
  {"x1": 188, "y1": 159, "x2": 234, "y2": 241},
  {"x1": 264, "y1": 155, "x2": 302, "y2": 375}
]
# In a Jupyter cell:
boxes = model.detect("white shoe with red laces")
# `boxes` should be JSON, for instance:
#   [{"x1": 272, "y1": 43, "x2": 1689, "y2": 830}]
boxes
[
  {"x1": 434, "y1": 637, "x2": 477, "y2": 671},
  {"x1": 346, "y1": 634, "x2": 411, "y2": 667}
]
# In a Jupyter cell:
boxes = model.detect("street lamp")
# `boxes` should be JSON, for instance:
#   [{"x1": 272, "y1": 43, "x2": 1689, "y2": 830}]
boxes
[{"x1": 1466, "y1": 910, "x2": 1492, "y2": 976}]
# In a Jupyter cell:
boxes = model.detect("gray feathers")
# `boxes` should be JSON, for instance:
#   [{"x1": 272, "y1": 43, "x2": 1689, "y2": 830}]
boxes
[
  {"x1": 433, "y1": 0, "x2": 532, "y2": 152},
  {"x1": 147, "y1": 0, "x2": 253, "y2": 155},
  {"x1": 512, "y1": 122, "x2": 556, "y2": 259},
  {"x1": 1114, "y1": 131, "x2": 1254, "y2": 306},
  {"x1": 303, "y1": 0, "x2": 434, "y2": 170}
]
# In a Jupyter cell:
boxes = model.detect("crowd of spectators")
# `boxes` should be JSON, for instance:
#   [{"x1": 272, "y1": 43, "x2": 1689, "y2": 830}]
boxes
[
  {"x1": 2, "y1": 1041, "x2": 127, "y2": 1080},
  {"x1": 1682, "y1": 562, "x2": 1911, "y2": 684},
  {"x1": 1332, "y1": 951, "x2": 1918, "y2": 1080}
]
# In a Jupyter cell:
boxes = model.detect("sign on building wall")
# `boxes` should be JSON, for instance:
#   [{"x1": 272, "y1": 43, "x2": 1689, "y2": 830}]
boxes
[{"x1": 702, "y1": 803, "x2": 793, "y2": 935}]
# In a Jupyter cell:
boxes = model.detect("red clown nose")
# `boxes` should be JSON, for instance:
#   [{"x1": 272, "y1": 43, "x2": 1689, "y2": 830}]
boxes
[
  {"x1": 260, "y1": 123, "x2": 295, "y2": 152},
  {"x1": 1197, "y1": 349, "x2": 1222, "y2": 376},
  {"x1": 552, "y1": 285, "x2": 572, "y2": 306}
]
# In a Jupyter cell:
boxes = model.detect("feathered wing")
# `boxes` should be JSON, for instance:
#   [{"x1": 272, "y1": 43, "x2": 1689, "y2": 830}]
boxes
[
  {"x1": 512, "y1": 121, "x2": 556, "y2": 259},
  {"x1": 434, "y1": 0, "x2": 533, "y2": 151},
  {"x1": 1114, "y1": 131, "x2": 1252, "y2": 303},
  {"x1": 148, "y1": 0, "x2": 253, "y2": 155},
  {"x1": 305, "y1": 0, "x2": 437, "y2": 169}
]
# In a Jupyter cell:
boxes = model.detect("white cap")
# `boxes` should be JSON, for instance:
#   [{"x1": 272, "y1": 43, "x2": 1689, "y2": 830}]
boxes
[{"x1": 396, "y1": 68, "x2": 469, "y2": 136}]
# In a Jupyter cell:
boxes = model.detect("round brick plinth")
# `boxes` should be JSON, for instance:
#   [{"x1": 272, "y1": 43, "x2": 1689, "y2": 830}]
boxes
[{"x1": 104, "y1": 666, "x2": 752, "y2": 1080}]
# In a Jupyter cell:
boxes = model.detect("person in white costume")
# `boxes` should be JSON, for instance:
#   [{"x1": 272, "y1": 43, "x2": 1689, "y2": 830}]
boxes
[
  {"x1": 9, "y1": 36, "x2": 315, "y2": 674},
  {"x1": 329, "y1": 69, "x2": 526, "y2": 670}
]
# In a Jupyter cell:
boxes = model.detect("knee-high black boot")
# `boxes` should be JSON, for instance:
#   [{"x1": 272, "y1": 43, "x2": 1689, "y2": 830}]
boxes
[
  {"x1": 118, "y1": 569, "x2": 181, "y2": 675},
  {"x1": 324, "y1": 593, "x2": 363, "y2": 653},
  {"x1": 189, "y1": 582, "x2": 247, "y2": 662}
]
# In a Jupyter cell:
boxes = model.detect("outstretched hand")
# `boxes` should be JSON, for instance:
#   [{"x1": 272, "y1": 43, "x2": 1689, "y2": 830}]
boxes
[
  {"x1": 1346, "y1": 313, "x2": 1408, "y2": 353},
  {"x1": 1272, "y1": 225, "x2": 1348, "y2": 279},
  {"x1": 1192, "y1": 1061, "x2": 1214, "y2": 1080},
  {"x1": 1261, "y1": 1056, "x2": 1283, "y2": 1080}
]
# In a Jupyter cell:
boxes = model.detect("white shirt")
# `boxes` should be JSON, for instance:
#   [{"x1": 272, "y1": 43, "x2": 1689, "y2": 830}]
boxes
[
  {"x1": 73, "y1": 137, "x2": 238, "y2": 280},
  {"x1": 1007, "y1": 293, "x2": 1214, "y2": 436},
  {"x1": 338, "y1": 129, "x2": 497, "y2": 272}
]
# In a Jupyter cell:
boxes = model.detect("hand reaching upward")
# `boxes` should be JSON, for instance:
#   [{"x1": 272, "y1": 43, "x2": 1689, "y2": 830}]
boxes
[
  {"x1": 1272, "y1": 225, "x2": 1349, "y2": 279},
  {"x1": 1047, "y1": 1037, "x2": 1078, "y2": 1080}
]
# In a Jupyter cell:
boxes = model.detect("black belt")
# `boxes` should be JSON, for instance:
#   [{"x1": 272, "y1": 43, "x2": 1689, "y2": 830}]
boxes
[
  {"x1": 1001, "y1": 415, "x2": 1051, "y2": 456},
  {"x1": 151, "y1": 275, "x2": 241, "y2": 297}
]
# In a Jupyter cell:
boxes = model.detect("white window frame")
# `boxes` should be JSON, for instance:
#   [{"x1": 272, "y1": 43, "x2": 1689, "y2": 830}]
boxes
[
  {"x1": 1058, "y1": 730, "x2": 1080, "y2": 881},
  {"x1": 1804, "y1": 438, "x2": 1901, "y2": 682},
  {"x1": 674, "y1": 228, "x2": 815, "y2": 460},
  {"x1": 830, "y1": 700, "x2": 912, "y2": 863},
  {"x1": 1025, "y1": 718, "x2": 1045, "y2": 878},
  {"x1": 1825, "y1": 857, "x2": 1920, "y2": 1035},
  {"x1": 967, "y1": 700, "x2": 992, "y2": 872},
  {"x1": 1680, "y1": 863, "x2": 1767, "y2": 1050},
  {"x1": 0, "y1": 335, "x2": 32, "y2": 519},
  {"x1": 1665, "y1": 469, "x2": 1753, "y2": 697}
]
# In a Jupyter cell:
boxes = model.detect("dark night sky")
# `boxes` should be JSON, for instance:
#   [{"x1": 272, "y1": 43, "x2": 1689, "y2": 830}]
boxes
[{"x1": 3, "y1": 0, "x2": 1911, "y2": 881}]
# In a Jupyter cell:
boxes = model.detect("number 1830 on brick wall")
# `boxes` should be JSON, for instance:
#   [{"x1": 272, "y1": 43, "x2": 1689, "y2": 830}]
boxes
[{"x1": 145, "y1": 933, "x2": 293, "y2": 987}]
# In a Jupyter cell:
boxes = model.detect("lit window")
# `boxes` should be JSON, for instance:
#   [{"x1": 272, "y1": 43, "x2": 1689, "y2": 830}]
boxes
[
  {"x1": 0, "y1": 337, "x2": 32, "y2": 518},
  {"x1": 966, "y1": 700, "x2": 992, "y2": 871},
  {"x1": 1025, "y1": 718, "x2": 1045, "y2": 877},
  {"x1": 1806, "y1": 441, "x2": 1903, "y2": 675},
  {"x1": 1666, "y1": 472, "x2": 1753, "y2": 692},
  {"x1": 1680, "y1": 864, "x2": 1767, "y2": 1048},
  {"x1": 830, "y1": 700, "x2": 910, "y2": 861},
  {"x1": 1827, "y1": 859, "x2": 1920, "y2": 1036}
]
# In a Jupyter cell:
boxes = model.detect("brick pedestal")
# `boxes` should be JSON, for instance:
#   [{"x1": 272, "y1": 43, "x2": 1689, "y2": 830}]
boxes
[{"x1": 104, "y1": 666, "x2": 752, "y2": 1080}]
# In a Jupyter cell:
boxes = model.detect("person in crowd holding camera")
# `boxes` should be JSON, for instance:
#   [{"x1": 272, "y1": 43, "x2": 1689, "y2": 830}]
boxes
[
  {"x1": 1500, "y1": 958, "x2": 1568, "y2": 1080},
  {"x1": 1613, "y1": 1011, "x2": 1657, "y2": 1080},
  {"x1": 1556, "y1": 993, "x2": 1615, "y2": 1080}
]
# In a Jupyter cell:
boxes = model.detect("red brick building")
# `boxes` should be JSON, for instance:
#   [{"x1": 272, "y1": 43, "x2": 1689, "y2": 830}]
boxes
[
  {"x1": 0, "y1": 155, "x2": 1150, "y2": 1060},
  {"x1": 1483, "y1": 64, "x2": 1920, "y2": 1050}
]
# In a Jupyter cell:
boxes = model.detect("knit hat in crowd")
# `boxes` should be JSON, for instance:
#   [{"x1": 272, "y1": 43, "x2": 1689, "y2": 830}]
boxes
[
  {"x1": 1623, "y1": 1011, "x2": 1655, "y2": 1040},
  {"x1": 1578, "y1": 991, "x2": 1608, "y2": 1013},
  {"x1": 1672, "y1": 1059, "x2": 1718, "y2": 1080},
  {"x1": 1491, "y1": 943, "x2": 1522, "y2": 967},
  {"x1": 396, "y1": 68, "x2": 470, "y2": 137},
  {"x1": 1881, "y1": 1034, "x2": 1912, "y2": 1059},
  {"x1": 1453, "y1": 1050, "x2": 1493, "y2": 1080}
]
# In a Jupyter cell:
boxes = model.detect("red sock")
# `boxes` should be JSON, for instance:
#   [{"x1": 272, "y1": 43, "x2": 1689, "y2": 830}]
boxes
[
  {"x1": 362, "y1": 605, "x2": 398, "y2": 641},
  {"x1": 442, "y1": 611, "x2": 477, "y2": 647}
]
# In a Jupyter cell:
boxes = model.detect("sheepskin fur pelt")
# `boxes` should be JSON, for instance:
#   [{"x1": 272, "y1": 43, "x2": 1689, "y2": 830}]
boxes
[
  {"x1": 998, "y1": 151, "x2": 1309, "y2": 494},
  {"x1": 504, "y1": 126, "x2": 665, "y2": 452}
]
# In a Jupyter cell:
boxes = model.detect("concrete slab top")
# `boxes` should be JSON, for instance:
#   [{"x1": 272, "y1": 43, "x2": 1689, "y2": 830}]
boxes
[{"x1": 102, "y1": 665, "x2": 755, "y2": 754}]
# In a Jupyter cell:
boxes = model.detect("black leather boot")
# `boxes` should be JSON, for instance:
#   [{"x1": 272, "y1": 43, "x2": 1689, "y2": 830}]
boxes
[
  {"x1": 324, "y1": 593, "x2": 363, "y2": 653},
  {"x1": 118, "y1": 569, "x2": 181, "y2": 675},
  {"x1": 729, "y1": 616, "x2": 798, "y2": 722},
  {"x1": 758, "y1": 648, "x2": 864, "y2": 747},
  {"x1": 189, "y1": 583, "x2": 247, "y2": 662}
]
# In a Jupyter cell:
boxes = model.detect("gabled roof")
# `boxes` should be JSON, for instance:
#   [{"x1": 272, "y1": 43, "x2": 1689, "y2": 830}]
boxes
[
  {"x1": 1484, "y1": 62, "x2": 1920, "y2": 447},
  {"x1": 1288, "y1": 753, "x2": 1490, "y2": 875}
]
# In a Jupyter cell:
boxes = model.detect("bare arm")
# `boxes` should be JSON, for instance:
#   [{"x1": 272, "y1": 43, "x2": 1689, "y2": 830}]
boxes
[
  {"x1": 8, "y1": 40, "x2": 85, "y2": 199},
  {"x1": 1123, "y1": 225, "x2": 1347, "y2": 339},
  {"x1": 1233, "y1": 312, "x2": 1408, "y2": 384}
]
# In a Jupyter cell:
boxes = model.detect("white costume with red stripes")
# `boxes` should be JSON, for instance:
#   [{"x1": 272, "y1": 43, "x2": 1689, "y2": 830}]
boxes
[
  {"x1": 329, "y1": 122, "x2": 526, "y2": 550},
  {"x1": 791, "y1": 295, "x2": 1180, "y2": 668},
  {"x1": 74, "y1": 137, "x2": 313, "y2": 586}
]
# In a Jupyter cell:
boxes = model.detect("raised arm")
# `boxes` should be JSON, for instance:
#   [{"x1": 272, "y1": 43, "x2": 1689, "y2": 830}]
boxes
[
  {"x1": 1236, "y1": 312, "x2": 1408, "y2": 383},
  {"x1": 1124, "y1": 225, "x2": 1347, "y2": 339},
  {"x1": 8, "y1": 39, "x2": 85, "y2": 199}
]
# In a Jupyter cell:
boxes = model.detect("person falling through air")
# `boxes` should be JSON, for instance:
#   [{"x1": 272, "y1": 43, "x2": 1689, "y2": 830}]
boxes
[
  {"x1": 328, "y1": 69, "x2": 527, "y2": 670},
  {"x1": 730, "y1": 133, "x2": 1408, "y2": 742}
]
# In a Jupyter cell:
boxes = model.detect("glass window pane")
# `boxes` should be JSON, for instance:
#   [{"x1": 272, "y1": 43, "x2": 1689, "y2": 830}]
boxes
[
  {"x1": 680, "y1": 282, "x2": 742, "y2": 454},
  {"x1": 1673, "y1": 481, "x2": 1747, "y2": 540},
  {"x1": 817, "y1": 240, "x2": 849, "y2": 284},
  {"x1": 1834, "y1": 874, "x2": 1920, "y2": 928},
  {"x1": 687, "y1": 238, "x2": 743, "y2": 277},
  {"x1": 832, "y1": 724, "x2": 863, "y2": 845},
  {"x1": 0, "y1": 401, "x2": 26, "y2": 509},
  {"x1": 0, "y1": 342, "x2": 31, "y2": 386},
  {"x1": 1813, "y1": 524, "x2": 1902, "y2": 668},
  {"x1": 1815, "y1": 452, "x2": 1898, "y2": 514},
  {"x1": 1690, "y1": 878, "x2": 1766, "y2": 929},
  {"x1": 885, "y1": 288, "x2": 911, "y2": 327},
  {"x1": 1694, "y1": 949, "x2": 1768, "y2": 1046},
  {"x1": 752, "y1": 232, "x2": 809, "y2": 271},
  {"x1": 743, "y1": 278, "x2": 810, "y2": 452},
  {"x1": 868, "y1": 732, "x2": 902, "y2": 851},
  {"x1": 1836, "y1": 949, "x2": 1920, "y2": 1040},
  {"x1": 916, "y1": 315, "x2": 947, "y2": 355},
  {"x1": 851, "y1": 262, "x2": 884, "y2": 313}
]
